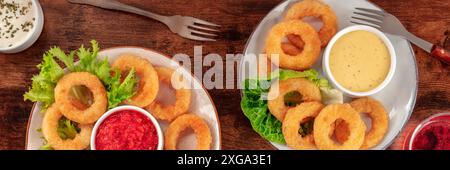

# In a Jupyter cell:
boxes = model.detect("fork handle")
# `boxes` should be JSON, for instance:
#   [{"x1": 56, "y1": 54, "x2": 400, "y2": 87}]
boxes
[
  {"x1": 405, "y1": 31, "x2": 450, "y2": 65},
  {"x1": 84, "y1": 0, "x2": 168, "y2": 23},
  {"x1": 431, "y1": 45, "x2": 450, "y2": 65}
]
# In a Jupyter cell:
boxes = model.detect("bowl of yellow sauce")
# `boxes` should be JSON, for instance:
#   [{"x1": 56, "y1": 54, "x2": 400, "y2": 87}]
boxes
[{"x1": 323, "y1": 25, "x2": 396, "y2": 97}]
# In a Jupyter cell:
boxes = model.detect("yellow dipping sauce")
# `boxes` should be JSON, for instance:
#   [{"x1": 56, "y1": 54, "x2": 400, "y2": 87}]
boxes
[{"x1": 329, "y1": 30, "x2": 390, "y2": 92}]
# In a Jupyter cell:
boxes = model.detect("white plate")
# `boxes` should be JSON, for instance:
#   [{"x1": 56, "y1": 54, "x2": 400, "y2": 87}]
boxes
[
  {"x1": 26, "y1": 47, "x2": 222, "y2": 150},
  {"x1": 241, "y1": 0, "x2": 418, "y2": 150}
]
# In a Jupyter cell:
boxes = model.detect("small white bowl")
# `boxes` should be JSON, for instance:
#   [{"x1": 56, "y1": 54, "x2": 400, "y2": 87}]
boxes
[
  {"x1": 0, "y1": 0, "x2": 44, "y2": 54},
  {"x1": 90, "y1": 105, "x2": 164, "y2": 150},
  {"x1": 323, "y1": 25, "x2": 396, "y2": 97}
]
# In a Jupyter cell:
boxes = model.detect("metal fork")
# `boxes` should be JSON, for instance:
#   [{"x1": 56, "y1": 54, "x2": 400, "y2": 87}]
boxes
[
  {"x1": 67, "y1": 0, "x2": 220, "y2": 41},
  {"x1": 351, "y1": 7, "x2": 449, "y2": 64}
]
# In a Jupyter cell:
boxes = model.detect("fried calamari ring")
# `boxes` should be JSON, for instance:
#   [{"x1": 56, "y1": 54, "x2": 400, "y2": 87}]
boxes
[
  {"x1": 350, "y1": 97, "x2": 389, "y2": 149},
  {"x1": 112, "y1": 54, "x2": 159, "y2": 108},
  {"x1": 42, "y1": 105, "x2": 92, "y2": 150},
  {"x1": 268, "y1": 78, "x2": 321, "y2": 121},
  {"x1": 284, "y1": 0, "x2": 338, "y2": 47},
  {"x1": 145, "y1": 67, "x2": 191, "y2": 122},
  {"x1": 282, "y1": 102, "x2": 324, "y2": 150},
  {"x1": 164, "y1": 114, "x2": 212, "y2": 150},
  {"x1": 55, "y1": 72, "x2": 107, "y2": 124},
  {"x1": 313, "y1": 104, "x2": 366, "y2": 150},
  {"x1": 265, "y1": 20, "x2": 321, "y2": 70}
]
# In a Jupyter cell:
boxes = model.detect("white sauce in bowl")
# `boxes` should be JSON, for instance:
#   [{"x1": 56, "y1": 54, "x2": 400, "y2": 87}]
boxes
[{"x1": 0, "y1": 0, "x2": 35, "y2": 48}]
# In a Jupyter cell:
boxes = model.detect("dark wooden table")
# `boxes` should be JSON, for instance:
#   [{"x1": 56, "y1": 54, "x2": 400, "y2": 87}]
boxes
[{"x1": 0, "y1": 0, "x2": 449, "y2": 150}]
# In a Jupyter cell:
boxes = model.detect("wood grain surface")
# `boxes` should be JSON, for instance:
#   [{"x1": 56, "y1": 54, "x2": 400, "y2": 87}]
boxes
[{"x1": 0, "y1": 0, "x2": 448, "y2": 150}]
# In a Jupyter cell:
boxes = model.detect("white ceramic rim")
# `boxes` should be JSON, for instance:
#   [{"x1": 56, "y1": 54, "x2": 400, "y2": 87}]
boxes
[
  {"x1": 323, "y1": 25, "x2": 397, "y2": 97},
  {"x1": 408, "y1": 112, "x2": 450, "y2": 150},
  {"x1": 0, "y1": 0, "x2": 44, "y2": 53},
  {"x1": 90, "y1": 105, "x2": 164, "y2": 150}
]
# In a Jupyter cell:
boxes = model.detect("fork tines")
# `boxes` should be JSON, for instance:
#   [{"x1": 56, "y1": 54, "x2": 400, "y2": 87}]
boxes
[
  {"x1": 187, "y1": 17, "x2": 221, "y2": 41},
  {"x1": 351, "y1": 7, "x2": 385, "y2": 29}
]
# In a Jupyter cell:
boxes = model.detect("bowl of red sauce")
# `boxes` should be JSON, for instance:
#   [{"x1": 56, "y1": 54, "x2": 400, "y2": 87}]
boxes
[
  {"x1": 91, "y1": 105, "x2": 163, "y2": 150},
  {"x1": 404, "y1": 113, "x2": 450, "y2": 150}
]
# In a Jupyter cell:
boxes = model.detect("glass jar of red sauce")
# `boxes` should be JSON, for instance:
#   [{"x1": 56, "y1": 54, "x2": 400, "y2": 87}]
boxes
[
  {"x1": 404, "y1": 113, "x2": 450, "y2": 150},
  {"x1": 91, "y1": 106, "x2": 163, "y2": 150}
]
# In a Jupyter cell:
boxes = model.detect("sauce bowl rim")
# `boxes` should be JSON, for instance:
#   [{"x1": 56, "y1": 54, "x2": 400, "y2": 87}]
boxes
[
  {"x1": 322, "y1": 25, "x2": 397, "y2": 97},
  {"x1": 0, "y1": 0, "x2": 44, "y2": 53},
  {"x1": 90, "y1": 105, "x2": 164, "y2": 150}
]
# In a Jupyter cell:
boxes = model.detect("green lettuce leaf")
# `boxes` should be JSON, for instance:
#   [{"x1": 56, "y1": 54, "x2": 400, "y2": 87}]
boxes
[
  {"x1": 49, "y1": 47, "x2": 75, "y2": 71},
  {"x1": 240, "y1": 69, "x2": 333, "y2": 144},
  {"x1": 107, "y1": 68, "x2": 137, "y2": 109},
  {"x1": 57, "y1": 117, "x2": 80, "y2": 140},
  {"x1": 241, "y1": 79, "x2": 285, "y2": 144},
  {"x1": 271, "y1": 69, "x2": 330, "y2": 89},
  {"x1": 24, "y1": 52, "x2": 64, "y2": 109}
]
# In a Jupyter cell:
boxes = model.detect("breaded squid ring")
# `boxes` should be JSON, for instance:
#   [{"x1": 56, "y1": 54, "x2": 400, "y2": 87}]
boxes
[
  {"x1": 268, "y1": 78, "x2": 321, "y2": 121},
  {"x1": 284, "y1": 0, "x2": 338, "y2": 47},
  {"x1": 282, "y1": 102, "x2": 324, "y2": 150},
  {"x1": 112, "y1": 54, "x2": 159, "y2": 108},
  {"x1": 54, "y1": 72, "x2": 107, "y2": 124},
  {"x1": 265, "y1": 20, "x2": 321, "y2": 70},
  {"x1": 42, "y1": 105, "x2": 92, "y2": 150},
  {"x1": 350, "y1": 97, "x2": 389, "y2": 149},
  {"x1": 313, "y1": 104, "x2": 366, "y2": 150},
  {"x1": 164, "y1": 114, "x2": 212, "y2": 150},
  {"x1": 145, "y1": 67, "x2": 191, "y2": 122}
]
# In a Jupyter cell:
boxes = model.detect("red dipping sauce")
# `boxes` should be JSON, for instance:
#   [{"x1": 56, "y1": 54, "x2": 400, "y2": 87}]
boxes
[
  {"x1": 407, "y1": 113, "x2": 450, "y2": 150},
  {"x1": 95, "y1": 110, "x2": 159, "y2": 150}
]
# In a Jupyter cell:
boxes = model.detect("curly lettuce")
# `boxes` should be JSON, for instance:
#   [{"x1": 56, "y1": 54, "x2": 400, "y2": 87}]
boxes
[
  {"x1": 271, "y1": 69, "x2": 330, "y2": 89},
  {"x1": 241, "y1": 79, "x2": 285, "y2": 143},
  {"x1": 107, "y1": 68, "x2": 137, "y2": 108},
  {"x1": 24, "y1": 40, "x2": 137, "y2": 110},
  {"x1": 23, "y1": 52, "x2": 64, "y2": 109},
  {"x1": 57, "y1": 117, "x2": 80, "y2": 140},
  {"x1": 241, "y1": 69, "x2": 333, "y2": 144}
]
